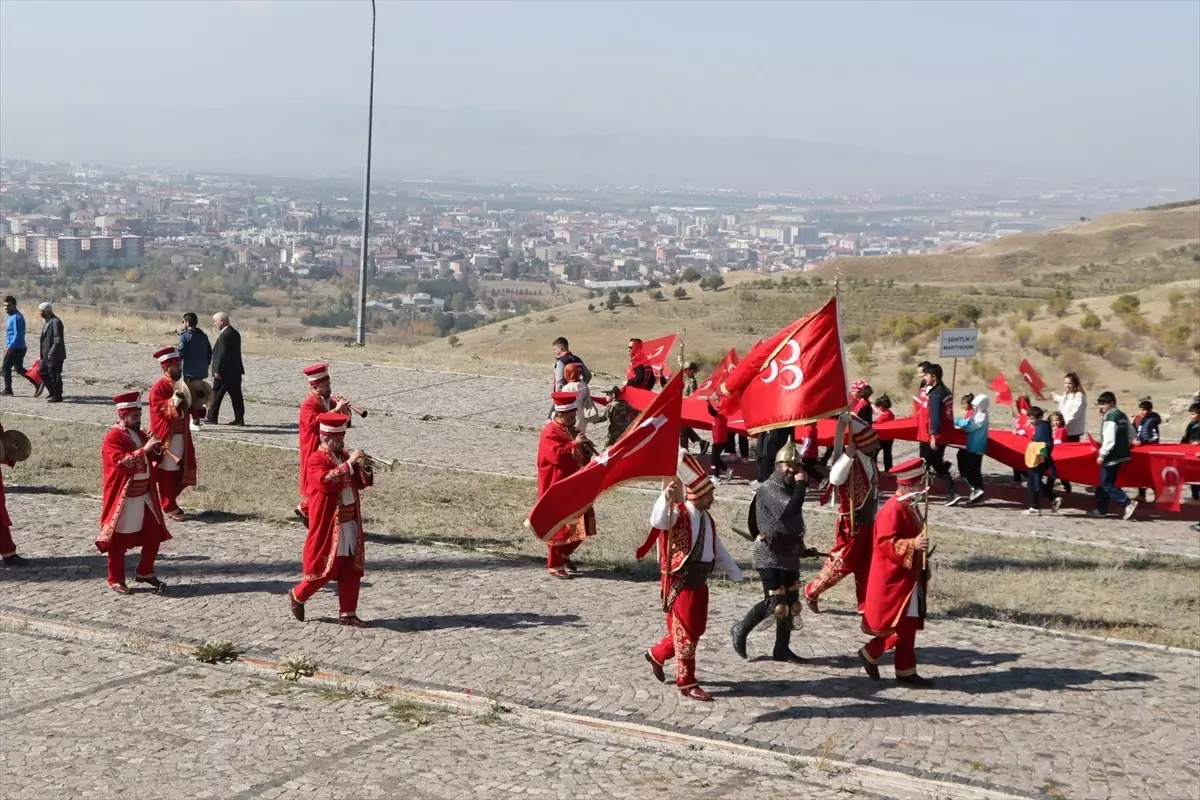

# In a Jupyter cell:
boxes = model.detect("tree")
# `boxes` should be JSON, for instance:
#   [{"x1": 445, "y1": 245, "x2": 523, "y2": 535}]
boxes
[
  {"x1": 850, "y1": 343, "x2": 875, "y2": 377},
  {"x1": 706, "y1": 273, "x2": 725, "y2": 291},
  {"x1": 956, "y1": 301, "x2": 982, "y2": 326},
  {"x1": 621, "y1": 294, "x2": 634, "y2": 306},
  {"x1": 897, "y1": 366, "x2": 917, "y2": 392},
  {"x1": 674, "y1": 286, "x2": 688, "y2": 299},
  {"x1": 1046, "y1": 293, "x2": 1070, "y2": 318},
  {"x1": 681, "y1": 267, "x2": 700, "y2": 282},
  {"x1": 1080, "y1": 310, "x2": 1102, "y2": 330},
  {"x1": 649, "y1": 289, "x2": 665, "y2": 301},
  {"x1": 1111, "y1": 294, "x2": 1140, "y2": 316}
]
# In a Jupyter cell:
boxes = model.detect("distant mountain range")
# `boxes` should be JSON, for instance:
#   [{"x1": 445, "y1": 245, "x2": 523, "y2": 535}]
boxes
[{"x1": 1, "y1": 103, "x2": 1194, "y2": 191}]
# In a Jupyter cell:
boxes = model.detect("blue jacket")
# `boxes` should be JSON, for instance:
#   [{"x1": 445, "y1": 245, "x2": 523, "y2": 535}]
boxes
[
  {"x1": 953, "y1": 394, "x2": 991, "y2": 454},
  {"x1": 177, "y1": 326, "x2": 213, "y2": 380},
  {"x1": 5, "y1": 311, "x2": 26, "y2": 351}
]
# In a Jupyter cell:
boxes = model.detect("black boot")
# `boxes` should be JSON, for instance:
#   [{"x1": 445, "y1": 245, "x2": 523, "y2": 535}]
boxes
[
  {"x1": 771, "y1": 617, "x2": 806, "y2": 663},
  {"x1": 731, "y1": 599, "x2": 769, "y2": 659}
]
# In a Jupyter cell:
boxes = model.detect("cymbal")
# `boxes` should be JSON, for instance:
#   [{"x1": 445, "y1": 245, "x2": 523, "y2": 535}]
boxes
[
  {"x1": 0, "y1": 437, "x2": 6, "y2": 464},
  {"x1": 1, "y1": 429, "x2": 32, "y2": 463},
  {"x1": 187, "y1": 379, "x2": 214, "y2": 410},
  {"x1": 172, "y1": 379, "x2": 193, "y2": 408}
]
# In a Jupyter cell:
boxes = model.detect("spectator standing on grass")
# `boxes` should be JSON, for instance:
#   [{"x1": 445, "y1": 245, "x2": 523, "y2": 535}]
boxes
[
  {"x1": 1089, "y1": 392, "x2": 1137, "y2": 520},
  {"x1": 1023, "y1": 406, "x2": 1061, "y2": 516},
  {"x1": 3, "y1": 296, "x2": 37, "y2": 396},
  {"x1": 37, "y1": 302, "x2": 66, "y2": 403},
  {"x1": 206, "y1": 312, "x2": 245, "y2": 426},
  {"x1": 551, "y1": 336, "x2": 590, "y2": 390},
  {"x1": 1182, "y1": 402, "x2": 1200, "y2": 504},
  {"x1": 177, "y1": 312, "x2": 212, "y2": 430},
  {"x1": 1052, "y1": 372, "x2": 1087, "y2": 442},
  {"x1": 1133, "y1": 398, "x2": 1162, "y2": 502},
  {"x1": 949, "y1": 393, "x2": 989, "y2": 506}
]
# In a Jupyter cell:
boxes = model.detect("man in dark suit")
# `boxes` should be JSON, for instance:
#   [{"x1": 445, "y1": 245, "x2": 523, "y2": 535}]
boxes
[{"x1": 206, "y1": 311, "x2": 245, "y2": 425}]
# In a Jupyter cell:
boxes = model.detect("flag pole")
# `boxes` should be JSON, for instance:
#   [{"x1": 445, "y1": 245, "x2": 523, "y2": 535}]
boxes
[{"x1": 833, "y1": 275, "x2": 856, "y2": 536}]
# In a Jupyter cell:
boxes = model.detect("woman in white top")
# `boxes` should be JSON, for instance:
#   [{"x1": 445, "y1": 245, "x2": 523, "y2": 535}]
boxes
[
  {"x1": 561, "y1": 362, "x2": 604, "y2": 437},
  {"x1": 1052, "y1": 372, "x2": 1087, "y2": 442}
]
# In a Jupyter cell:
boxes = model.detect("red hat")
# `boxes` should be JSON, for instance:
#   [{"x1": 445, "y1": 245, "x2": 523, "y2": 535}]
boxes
[
  {"x1": 112, "y1": 391, "x2": 142, "y2": 414},
  {"x1": 317, "y1": 412, "x2": 350, "y2": 434},
  {"x1": 153, "y1": 346, "x2": 181, "y2": 365},
  {"x1": 677, "y1": 450, "x2": 714, "y2": 500},
  {"x1": 551, "y1": 391, "x2": 579, "y2": 412},
  {"x1": 303, "y1": 363, "x2": 329, "y2": 384},
  {"x1": 890, "y1": 457, "x2": 926, "y2": 485}
]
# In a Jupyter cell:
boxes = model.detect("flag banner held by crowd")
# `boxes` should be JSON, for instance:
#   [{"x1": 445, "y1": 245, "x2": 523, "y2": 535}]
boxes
[
  {"x1": 1018, "y1": 358, "x2": 1047, "y2": 400},
  {"x1": 526, "y1": 373, "x2": 684, "y2": 540},
  {"x1": 989, "y1": 373, "x2": 1014, "y2": 406},
  {"x1": 1149, "y1": 453, "x2": 1187, "y2": 512},
  {"x1": 694, "y1": 348, "x2": 739, "y2": 401},
  {"x1": 718, "y1": 296, "x2": 849, "y2": 433},
  {"x1": 631, "y1": 334, "x2": 678, "y2": 374}
]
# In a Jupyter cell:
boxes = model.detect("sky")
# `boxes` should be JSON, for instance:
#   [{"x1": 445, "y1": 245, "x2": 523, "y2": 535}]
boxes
[{"x1": 1, "y1": 0, "x2": 1197, "y2": 188}]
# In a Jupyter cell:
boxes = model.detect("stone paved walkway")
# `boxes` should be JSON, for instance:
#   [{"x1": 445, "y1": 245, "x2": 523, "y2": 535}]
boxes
[
  {"x1": 3, "y1": 491, "x2": 1198, "y2": 800},
  {"x1": 3, "y1": 336, "x2": 1197, "y2": 558}
]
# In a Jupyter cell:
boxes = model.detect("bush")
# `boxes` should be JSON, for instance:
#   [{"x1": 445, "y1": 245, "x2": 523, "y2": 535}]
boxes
[
  {"x1": 1014, "y1": 325, "x2": 1033, "y2": 347},
  {"x1": 897, "y1": 366, "x2": 917, "y2": 392},
  {"x1": 1031, "y1": 333, "x2": 1060, "y2": 358},
  {"x1": 1046, "y1": 294, "x2": 1070, "y2": 318},
  {"x1": 621, "y1": 294, "x2": 634, "y2": 306},
  {"x1": 681, "y1": 267, "x2": 701, "y2": 282},
  {"x1": 674, "y1": 286, "x2": 688, "y2": 299},
  {"x1": 1137, "y1": 354, "x2": 1163, "y2": 380},
  {"x1": 1080, "y1": 310, "x2": 1102, "y2": 330},
  {"x1": 1110, "y1": 294, "x2": 1140, "y2": 315},
  {"x1": 649, "y1": 289, "x2": 665, "y2": 301},
  {"x1": 1104, "y1": 347, "x2": 1132, "y2": 369},
  {"x1": 447, "y1": 334, "x2": 460, "y2": 348}
]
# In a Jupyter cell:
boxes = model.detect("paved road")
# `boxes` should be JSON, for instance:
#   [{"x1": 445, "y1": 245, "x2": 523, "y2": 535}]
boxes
[
  {"x1": 2, "y1": 491, "x2": 1197, "y2": 800},
  {"x1": 3, "y1": 337, "x2": 1197, "y2": 558}
]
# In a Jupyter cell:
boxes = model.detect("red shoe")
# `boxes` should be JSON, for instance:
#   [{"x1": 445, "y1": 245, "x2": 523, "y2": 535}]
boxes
[
  {"x1": 645, "y1": 652, "x2": 665, "y2": 683},
  {"x1": 548, "y1": 568, "x2": 571, "y2": 580},
  {"x1": 109, "y1": 582, "x2": 130, "y2": 595},
  {"x1": 680, "y1": 686, "x2": 712, "y2": 702},
  {"x1": 339, "y1": 614, "x2": 370, "y2": 628}
]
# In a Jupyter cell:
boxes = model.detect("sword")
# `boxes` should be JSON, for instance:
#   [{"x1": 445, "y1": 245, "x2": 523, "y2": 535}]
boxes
[{"x1": 730, "y1": 526, "x2": 756, "y2": 542}]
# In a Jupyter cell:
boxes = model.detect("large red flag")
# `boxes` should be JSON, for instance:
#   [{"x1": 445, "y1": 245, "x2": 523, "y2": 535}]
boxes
[
  {"x1": 632, "y1": 334, "x2": 678, "y2": 374},
  {"x1": 718, "y1": 296, "x2": 849, "y2": 433},
  {"x1": 989, "y1": 373, "x2": 1014, "y2": 406},
  {"x1": 694, "y1": 348, "x2": 738, "y2": 401},
  {"x1": 1018, "y1": 358, "x2": 1047, "y2": 400},
  {"x1": 526, "y1": 373, "x2": 684, "y2": 540},
  {"x1": 1149, "y1": 453, "x2": 1186, "y2": 512}
]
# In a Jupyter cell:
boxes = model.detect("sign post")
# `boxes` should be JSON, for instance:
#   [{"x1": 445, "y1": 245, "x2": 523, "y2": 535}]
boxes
[{"x1": 938, "y1": 327, "x2": 979, "y2": 395}]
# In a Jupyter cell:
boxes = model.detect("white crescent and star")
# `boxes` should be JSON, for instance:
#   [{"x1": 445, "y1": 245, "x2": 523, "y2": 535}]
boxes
[{"x1": 759, "y1": 339, "x2": 804, "y2": 389}]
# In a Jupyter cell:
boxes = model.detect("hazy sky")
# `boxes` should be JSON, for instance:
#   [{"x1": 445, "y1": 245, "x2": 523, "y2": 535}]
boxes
[{"x1": 1, "y1": 0, "x2": 1197, "y2": 186}]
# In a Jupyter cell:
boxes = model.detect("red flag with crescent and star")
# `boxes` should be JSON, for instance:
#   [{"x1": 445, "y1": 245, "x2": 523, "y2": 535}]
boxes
[
  {"x1": 989, "y1": 373, "x2": 1014, "y2": 406},
  {"x1": 694, "y1": 348, "x2": 739, "y2": 402},
  {"x1": 1018, "y1": 358, "x2": 1047, "y2": 400},
  {"x1": 1148, "y1": 453, "x2": 1186, "y2": 512},
  {"x1": 631, "y1": 334, "x2": 678, "y2": 376},
  {"x1": 525, "y1": 372, "x2": 684, "y2": 540},
  {"x1": 718, "y1": 296, "x2": 849, "y2": 434}
]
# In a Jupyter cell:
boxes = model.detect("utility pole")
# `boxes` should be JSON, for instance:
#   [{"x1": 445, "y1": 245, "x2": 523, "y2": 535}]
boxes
[{"x1": 354, "y1": 0, "x2": 377, "y2": 346}]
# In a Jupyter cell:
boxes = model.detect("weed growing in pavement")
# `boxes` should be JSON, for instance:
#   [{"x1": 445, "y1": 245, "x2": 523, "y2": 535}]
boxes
[
  {"x1": 388, "y1": 697, "x2": 438, "y2": 727},
  {"x1": 278, "y1": 653, "x2": 315, "y2": 682},
  {"x1": 118, "y1": 633, "x2": 150, "y2": 654},
  {"x1": 192, "y1": 640, "x2": 239, "y2": 664},
  {"x1": 814, "y1": 733, "x2": 843, "y2": 774},
  {"x1": 786, "y1": 759, "x2": 806, "y2": 773},
  {"x1": 480, "y1": 699, "x2": 512, "y2": 724},
  {"x1": 1043, "y1": 779, "x2": 1070, "y2": 800},
  {"x1": 315, "y1": 682, "x2": 358, "y2": 702}
]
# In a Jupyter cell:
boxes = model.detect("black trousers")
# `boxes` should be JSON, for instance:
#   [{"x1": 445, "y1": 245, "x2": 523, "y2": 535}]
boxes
[
  {"x1": 735, "y1": 433, "x2": 749, "y2": 459},
  {"x1": 208, "y1": 374, "x2": 245, "y2": 423},
  {"x1": 956, "y1": 450, "x2": 984, "y2": 491},
  {"x1": 39, "y1": 358, "x2": 64, "y2": 399},
  {"x1": 880, "y1": 440, "x2": 894, "y2": 472},
  {"x1": 1, "y1": 347, "x2": 28, "y2": 391},
  {"x1": 710, "y1": 441, "x2": 728, "y2": 476},
  {"x1": 756, "y1": 429, "x2": 789, "y2": 483}
]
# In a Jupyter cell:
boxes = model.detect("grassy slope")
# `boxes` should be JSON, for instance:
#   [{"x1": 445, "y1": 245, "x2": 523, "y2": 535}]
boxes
[{"x1": 5, "y1": 413, "x2": 1197, "y2": 649}]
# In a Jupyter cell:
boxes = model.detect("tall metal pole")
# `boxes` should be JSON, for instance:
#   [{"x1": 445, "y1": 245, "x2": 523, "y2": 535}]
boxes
[{"x1": 354, "y1": 0, "x2": 377, "y2": 346}]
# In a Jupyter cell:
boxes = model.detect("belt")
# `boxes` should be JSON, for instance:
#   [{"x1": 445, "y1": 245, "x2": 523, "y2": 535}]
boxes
[
  {"x1": 337, "y1": 504, "x2": 357, "y2": 524},
  {"x1": 127, "y1": 478, "x2": 150, "y2": 498},
  {"x1": 680, "y1": 561, "x2": 713, "y2": 588}
]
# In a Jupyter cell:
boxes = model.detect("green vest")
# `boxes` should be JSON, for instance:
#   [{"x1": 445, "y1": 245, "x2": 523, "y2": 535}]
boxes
[{"x1": 1103, "y1": 408, "x2": 1132, "y2": 464}]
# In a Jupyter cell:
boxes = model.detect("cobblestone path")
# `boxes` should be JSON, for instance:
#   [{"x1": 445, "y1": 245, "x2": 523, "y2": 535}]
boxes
[
  {"x1": 2, "y1": 491, "x2": 1198, "y2": 800},
  {"x1": 2, "y1": 336, "x2": 1196, "y2": 558}
]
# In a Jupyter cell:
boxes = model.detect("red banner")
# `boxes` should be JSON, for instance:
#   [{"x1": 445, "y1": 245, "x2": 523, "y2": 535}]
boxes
[
  {"x1": 526, "y1": 373, "x2": 684, "y2": 540},
  {"x1": 1018, "y1": 358, "x2": 1047, "y2": 400},
  {"x1": 631, "y1": 334, "x2": 678, "y2": 373},
  {"x1": 1149, "y1": 453, "x2": 1188, "y2": 512},
  {"x1": 718, "y1": 296, "x2": 849, "y2": 433},
  {"x1": 989, "y1": 373, "x2": 1013, "y2": 406},
  {"x1": 694, "y1": 348, "x2": 738, "y2": 401}
]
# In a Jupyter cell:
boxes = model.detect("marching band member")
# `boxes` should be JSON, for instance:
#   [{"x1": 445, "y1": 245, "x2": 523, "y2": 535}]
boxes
[
  {"x1": 97, "y1": 392, "x2": 171, "y2": 594},
  {"x1": 296, "y1": 363, "x2": 351, "y2": 522},
  {"x1": 0, "y1": 421, "x2": 28, "y2": 567},
  {"x1": 859, "y1": 456, "x2": 934, "y2": 686},
  {"x1": 638, "y1": 453, "x2": 743, "y2": 702},
  {"x1": 148, "y1": 346, "x2": 199, "y2": 521},
  {"x1": 289, "y1": 412, "x2": 373, "y2": 627},
  {"x1": 536, "y1": 389, "x2": 598, "y2": 579}
]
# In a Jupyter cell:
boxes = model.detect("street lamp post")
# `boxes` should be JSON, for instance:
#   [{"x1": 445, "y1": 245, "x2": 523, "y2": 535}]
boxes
[{"x1": 354, "y1": 0, "x2": 377, "y2": 346}]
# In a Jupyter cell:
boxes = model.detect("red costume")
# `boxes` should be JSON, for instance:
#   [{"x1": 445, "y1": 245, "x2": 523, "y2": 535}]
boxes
[
  {"x1": 0, "y1": 422, "x2": 16, "y2": 560},
  {"x1": 637, "y1": 455, "x2": 742, "y2": 701},
  {"x1": 98, "y1": 392, "x2": 172, "y2": 592},
  {"x1": 148, "y1": 347, "x2": 197, "y2": 518},
  {"x1": 805, "y1": 415, "x2": 881, "y2": 610},
  {"x1": 860, "y1": 458, "x2": 929, "y2": 680},
  {"x1": 536, "y1": 391, "x2": 596, "y2": 575},
  {"x1": 297, "y1": 363, "x2": 335, "y2": 518},
  {"x1": 290, "y1": 412, "x2": 373, "y2": 625}
]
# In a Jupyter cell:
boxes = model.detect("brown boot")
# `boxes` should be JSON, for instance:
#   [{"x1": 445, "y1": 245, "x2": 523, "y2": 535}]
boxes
[{"x1": 289, "y1": 590, "x2": 305, "y2": 621}]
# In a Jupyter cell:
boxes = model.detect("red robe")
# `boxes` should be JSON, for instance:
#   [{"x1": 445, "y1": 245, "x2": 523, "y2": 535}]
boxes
[
  {"x1": 148, "y1": 375, "x2": 197, "y2": 488},
  {"x1": 300, "y1": 445, "x2": 373, "y2": 582},
  {"x1": 535, "y1": 419, "x2": 596, "y2": 547},
  {"x1": 298, "y1": 393, "x2": 331, "y2": 502},
  {"x1": 863, "y1": 493, "x2": 927, "y2": 636},
  {"x1": 97, "y1": 425, "x2": 172, "y2": 553},
  {"x1": 0, "y1": 422, "x2": 13, "y2": 557}
]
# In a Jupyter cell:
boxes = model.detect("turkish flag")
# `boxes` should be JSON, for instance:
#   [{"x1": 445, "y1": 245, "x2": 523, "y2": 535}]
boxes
[
  {"x1": 989, "y1": 373, "x2": 1014, "y2": 406},
  {"x1": 632, "y1": 334, "x2": 678, "y2": 373},
  {"x1": 694, "y1": 348, "x2": 739, "y2": 401},
  {"x1": 1018, "y1": 358, "x2": 1047, "y2": 400},
  {"x1": 719, "y1": 296, "x2": 849, "y2": 433},
  {"x1": 1149, "y1": 453, "x2": 1186, "y2": 512},
  {"x1": 526, "y1": 372, "x2": 684, "y2": 540}
]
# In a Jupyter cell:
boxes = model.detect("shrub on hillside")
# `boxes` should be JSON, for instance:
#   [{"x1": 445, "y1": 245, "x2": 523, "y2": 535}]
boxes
[
  {"x1": 1014, "y1": 325, "x2": 1033, "y2": 347},
  {"x1": 1110, "y1": 294, "x2": 1140, "y2": 315},
  {"x1": 897, "y1": 367, "x2": 917, "y2": 392},
  {"x1": 1032, "y1": 333, "x2": 1060, "y2": 358},
  {"x1": 1137, "y1": 355, "x2": 1163, "y2": 380},
  {"x1": 674, "y1": 286, "x2": 688, "y2": 299},
  {"x1": 1080, "y1": 310, "x2": 1102, "y2": 330},
  {"x1": 1104, "y1": 347, "x2": 1132, "y2": 369}
]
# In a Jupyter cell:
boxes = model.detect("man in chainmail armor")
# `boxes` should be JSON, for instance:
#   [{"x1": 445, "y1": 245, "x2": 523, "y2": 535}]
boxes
[{"x1": 730, "y1": 438, "x2": 810, "y2": 664}]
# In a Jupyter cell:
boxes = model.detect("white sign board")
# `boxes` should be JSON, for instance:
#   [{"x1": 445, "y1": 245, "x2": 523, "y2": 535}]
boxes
[{"x1": 939, "y1": 328, "x2": 979, "y2": 359}]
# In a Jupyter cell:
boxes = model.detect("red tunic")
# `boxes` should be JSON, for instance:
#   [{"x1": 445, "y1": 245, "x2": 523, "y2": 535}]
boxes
[
  {"x1": 636, "y1": 502, "x2": 711, "y2": 614},
  {"x1": 97, "y1": 425, "x2": 172, "y2": 553},
  {"x1": 298, "y1": 393, "x2": 330, "y2": 501},
  {"x1": 535, "y1": 419, "x2": 595, "y2": 545},
  {"x1": 0, "y1": 421, "x2": 12, "y2": 536},
  {"x1": 863, "y1": 494, "x2": 926, "y2": 636},
  {"x1": 300, "y1": 445, "x2": 373, "y2": 582},
  {"x1": 148, "y1": 375, "x2": 197, "y2": 488},
  {"x1": 875, "y1": 409, "x2": 895, "y2": 425}
]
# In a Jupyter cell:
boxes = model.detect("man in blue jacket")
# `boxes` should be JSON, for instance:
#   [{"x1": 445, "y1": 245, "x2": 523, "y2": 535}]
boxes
[
  {"x1": 177, "y1": 312, "x2": 212, "y2": 429},
  {"x1": 2, "y1": 296, "x2": 36, "y2": 396}
]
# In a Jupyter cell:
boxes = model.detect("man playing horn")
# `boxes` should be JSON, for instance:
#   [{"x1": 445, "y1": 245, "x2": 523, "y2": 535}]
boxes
[
  {"x1": 148, "y1": 346, "x2": 200, "y2": 521},
  {"x1": 97, "y1": 392, "x2": 171, "y2": 594},
  {"x1": 296, "y1": 362, "x2": 352, "y2": 523},
  {"x1": 536, "y1": 390, "x2": 597, "y2": 579},
  {"x1": 730, "y1": 438, "x2": 809, "y2": 664},
  {"x1": 289, "y1": 412, "x2": 373, "y2": 627},
  {"x1": 804, "y1": 413, "x2": 881, "y2": 614}
]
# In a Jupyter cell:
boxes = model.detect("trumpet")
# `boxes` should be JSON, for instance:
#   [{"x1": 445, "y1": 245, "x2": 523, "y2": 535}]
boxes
[
  {"x1": 361, "y1": 452, "x2": 395, "y2": 471},
  {"x1": 332, "y1": 395, "x2": 368, "y2": 418}
]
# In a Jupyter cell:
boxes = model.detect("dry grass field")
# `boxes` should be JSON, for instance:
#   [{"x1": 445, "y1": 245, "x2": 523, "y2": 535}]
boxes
[{"x1": 7, "y1": 414, "x2": 1197, "y2": 649}]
